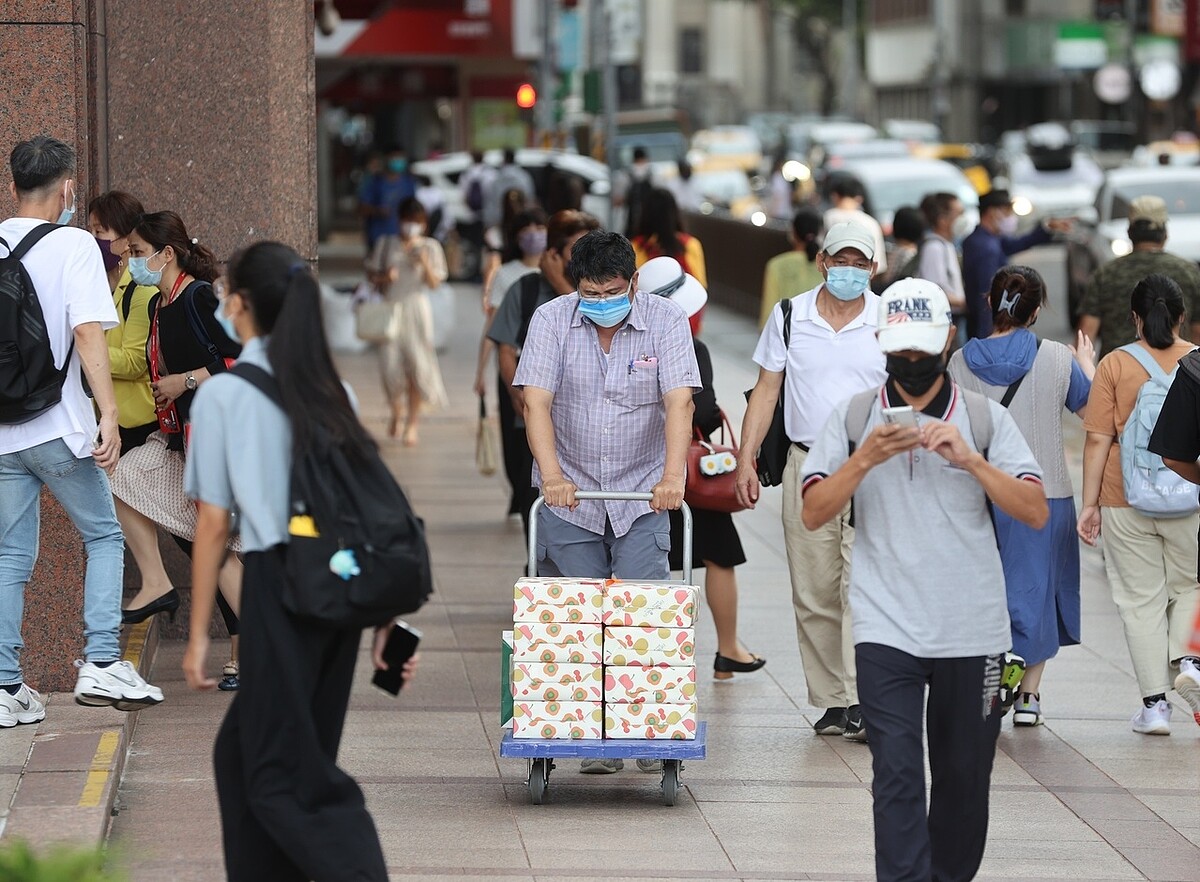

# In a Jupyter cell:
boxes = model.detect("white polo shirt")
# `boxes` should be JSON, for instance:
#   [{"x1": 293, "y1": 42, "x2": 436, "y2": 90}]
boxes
[{"x1": 752, "y1": 285, "x2": 886, "y2": 447}]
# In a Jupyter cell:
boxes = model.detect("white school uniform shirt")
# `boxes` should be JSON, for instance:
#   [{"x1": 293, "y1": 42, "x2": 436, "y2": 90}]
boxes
[
  {"x1": 752, "y1": 285, "x2": 887, "y2": 448},
  {"x1": 0, "y1": 219, "x2": 117, "y2": 458}
]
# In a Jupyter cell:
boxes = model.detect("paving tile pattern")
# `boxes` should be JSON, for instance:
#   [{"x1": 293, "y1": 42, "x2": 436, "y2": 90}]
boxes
[{"x1": 106, "y1": 282, "x2": 1200, "y2": 881}]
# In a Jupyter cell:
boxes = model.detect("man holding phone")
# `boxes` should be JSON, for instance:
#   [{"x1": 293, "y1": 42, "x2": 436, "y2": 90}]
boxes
[
  {"x1": 798, "y1": 278, "x2": 1047, "y2": 882},
  {"x1": 737, "y1": 221, "x2": 887, "y2": 741}
]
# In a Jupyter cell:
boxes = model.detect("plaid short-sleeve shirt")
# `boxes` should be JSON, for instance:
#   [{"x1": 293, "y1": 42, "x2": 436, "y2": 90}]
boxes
[{"x1": 514, "y1": 291, "x2": 700, "y2": 536}]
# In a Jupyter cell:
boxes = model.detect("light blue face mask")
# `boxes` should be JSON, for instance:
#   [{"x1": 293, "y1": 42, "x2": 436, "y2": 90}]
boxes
[
  {"x1": 824, "y1": 265, "x2": 871, "y2": 301},
  {"x1": 128, "y1": 251, "x2": 164, "y2": 286},
  {"x1": 57, "y1": 181, "x2": 76, "y2": 226},
  {"x1": 213, "y1": 295, "x2": 241, "y2": 343},
  {"x1": 578, "y1": 283, "x2": 633, "y2": 328}
]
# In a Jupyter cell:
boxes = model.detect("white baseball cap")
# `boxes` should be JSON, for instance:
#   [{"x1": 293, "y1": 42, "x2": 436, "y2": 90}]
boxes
[
  {"x1": 637, "y1": 256, "x2": 708, "y2": 318},
  {"x1": 876, "y1": 278, "x2": 953, "y2": 355},
  {"x1": 822, "y1": 221, "x2": 876, "y2": 260}
]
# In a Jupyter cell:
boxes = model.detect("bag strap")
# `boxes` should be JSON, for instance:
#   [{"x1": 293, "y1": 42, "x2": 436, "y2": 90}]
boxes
[
  {"x1": 229, "y1": 362, "x2": 283, "y2": 408},
  {"x1": 3, "y1": 223, "x2": 61, "y2": 260},
  {"x1": 780, "y1": 296, "x2": 793, "y2": 349},
  {"x1": 844, "y1": 388, "x2": 878, "y2": 454},
  {"x1": 998, "y1": 339, "x2": 1043, "y2": 408},
  {"x1": 960, "y1": 387, "x2": 993, "y2": 456},
  {"x1": 479, "y1": 394, "x2": 487, "y2": 419},
  {"x1": 516, "y1": 272, "x2": 542, "y2": 349},
  {"x1": 181, "y1": 280, "x2": 230, "y2": 372},
  {"x1": 120, "y1": 278, "x2": 138, "y2": 323},
  {"x1": 1118, "y1": 342, "x2": 1171, "y2": 384}
]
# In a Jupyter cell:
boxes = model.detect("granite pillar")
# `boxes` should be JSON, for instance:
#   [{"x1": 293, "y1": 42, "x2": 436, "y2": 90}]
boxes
[{"x1": 0, "y1": 0, "x2": 315, "y2": 690}]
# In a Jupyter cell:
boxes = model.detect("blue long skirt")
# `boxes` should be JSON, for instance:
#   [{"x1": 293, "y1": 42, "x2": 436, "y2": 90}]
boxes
[{"x1": 992, "y1": 497, "x2": 1082, "y2": 667}]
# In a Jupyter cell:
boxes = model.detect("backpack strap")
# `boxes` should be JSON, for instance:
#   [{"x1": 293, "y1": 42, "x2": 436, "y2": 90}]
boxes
[
  {"x1": 2, "y1": 223, "x2": 61, "y2": 260},
  {"x1": 844, "y1": 388, "x2": 878, "y2": 455},
  {"x1": 181, "y1": 280, "x2": 231, "y2": 373},
  {"x1": 780, "y1": 296, "x2": 793, "y2": 349},
  {"x1": 120, "y1": 278, "x2": 138, "y2": 323},
  {"x1": 229, "y1": 362, "x2": 282, "y2": 407},
  {"x1": 515, "y1": 273, "x2": 543, "y2": 350},
  {"x1": 998, "y1": 339, "x2": 1043, "y2": 408},
  {"x1": 959, "y1": 388, "x2": 994, "y2": 457},
  {"x1": 1118, "y1": 342, "x2": 1171, "y2": 385}
]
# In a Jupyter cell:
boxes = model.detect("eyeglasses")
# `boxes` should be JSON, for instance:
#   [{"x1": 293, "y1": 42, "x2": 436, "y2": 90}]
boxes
[{"x1": 578, "y1": 279, "x2": 632, "y2": 302}]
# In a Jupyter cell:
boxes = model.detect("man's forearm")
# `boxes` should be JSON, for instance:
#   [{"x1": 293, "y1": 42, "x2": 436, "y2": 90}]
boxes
[
  {"x1": 525, "y1": 399, "x2": 563, "y2": 481},
  {"x1": 965, "y1": 456, "x2": 1047, "y2": 528},
  {"x1": 1163, "y1": 457, "x2": 1200, "y2": 484},
  {"x1": 739, "y1": 377, "x2": 783, "y2": 456},
  {"x1": 801, "y1": 455, "x2": 870, "y2": 530},
  {"x1": 75, "y1": 323, "x2": 118, "y2": 418},
  {"x1": 661, "y1": 396, "x2": 694, "y2": 479},
  {"x1": 1081, "y1": 433, "x2": 1112, "y2": 506}
]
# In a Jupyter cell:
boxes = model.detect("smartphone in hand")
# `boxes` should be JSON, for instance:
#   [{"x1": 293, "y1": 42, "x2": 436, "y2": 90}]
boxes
[
  {"x1": 881, "y1": 405, "x2": 918, "y2": 430},
  {"x1": 372, "y1": 620, "x2": 422, "y2": 696}
]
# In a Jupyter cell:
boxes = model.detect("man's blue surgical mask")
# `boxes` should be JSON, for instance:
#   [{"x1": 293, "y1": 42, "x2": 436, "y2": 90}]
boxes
[
  {"x1": 57, "y1": 181, "x2": 76, "y2": 226},
  {"x1": 578, "y1": 283, "x2": 633, "y2": 328},
  {"x1": 824, "y1": 265, "x2": 871, "y2": 301},
  {"x1": 388, "y1": 157, "x2": 408, "y2": 174},
  {"x1": 129, "y1": 250, "x2": 164, "y2": 286}
]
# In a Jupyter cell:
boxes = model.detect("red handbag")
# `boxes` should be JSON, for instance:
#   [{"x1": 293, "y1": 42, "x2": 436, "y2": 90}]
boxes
[{"x1": 685, "y1": 410, "x2": 747, "y2": 514}]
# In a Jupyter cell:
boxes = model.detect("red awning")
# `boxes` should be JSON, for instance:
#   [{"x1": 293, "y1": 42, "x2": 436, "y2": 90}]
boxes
[{"x1": 340, "y1": 0, "x2": 514, "y2": 58}]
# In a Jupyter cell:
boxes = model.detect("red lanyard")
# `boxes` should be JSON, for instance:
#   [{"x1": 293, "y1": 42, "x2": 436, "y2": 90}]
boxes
[{"x1": 148, "y1": 273, "x2": 189, "y2": 382}]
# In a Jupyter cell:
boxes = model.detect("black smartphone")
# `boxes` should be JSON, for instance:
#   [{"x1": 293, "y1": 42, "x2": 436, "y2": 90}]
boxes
[{"x1": 372, "y1": 620, "x2": 422, "y2": 696}]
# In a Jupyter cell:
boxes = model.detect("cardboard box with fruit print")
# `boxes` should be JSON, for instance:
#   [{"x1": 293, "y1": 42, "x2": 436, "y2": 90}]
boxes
[
  {"x1": 513, "y1": 577, "x2": 605, "y2": 624},
  {"x1": 602, "y1": 583, "x2": 698, "y2": 628},
  {"x1": 604, "y1": 702, "x2": 698, "y2": 739},
  {"x1": 604, "y1": 665, "x2": 696, "y2": 704},
  {"x1": 602, "y1": 626, "x2": 696, "y2": 667},
  {"x1": 511, "y1": 662, "x2": 603, "y2": 702},
  {"x1": 512, "y1": 700, "x2": 604, "y2": 739},
  {"x1": 512, "y1": 622, "x2": 603, "y2": 664}
]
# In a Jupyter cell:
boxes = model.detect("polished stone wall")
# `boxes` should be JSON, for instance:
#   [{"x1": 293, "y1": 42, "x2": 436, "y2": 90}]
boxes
[{"x1": 0, "y1": 0, "x2": 315, "y2": 691}]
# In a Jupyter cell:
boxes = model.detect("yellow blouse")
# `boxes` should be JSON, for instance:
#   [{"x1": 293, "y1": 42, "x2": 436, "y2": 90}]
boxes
[{"x1": 105, "y1": 269, "x2": 159, "y2": 429}]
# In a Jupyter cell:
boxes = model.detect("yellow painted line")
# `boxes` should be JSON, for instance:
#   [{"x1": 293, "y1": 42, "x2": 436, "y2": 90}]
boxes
[
  {"x1": 78, "y1": 729, "x2": 121, "y2": 808},
  {"x1": 122, "y1": 618, "x2": 151, "y2": 671}
]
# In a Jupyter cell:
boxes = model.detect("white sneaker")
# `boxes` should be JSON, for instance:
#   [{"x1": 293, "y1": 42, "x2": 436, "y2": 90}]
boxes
[
  {"x1": 0, "y1": 684, "x2": 45, "y2": 728},
  {"x1": 74, "y1": 660, "x2": 163, "y2": 712},
  {"x1": 1131, "y1": 699, "x2": 1171, "y2": 735},
  {"x1": 1012, "y1": 693, "x2": 1043, "y2": 727},
  {"x1": 1174, "y1": 658, "x2": 1200, "y2": 728}
]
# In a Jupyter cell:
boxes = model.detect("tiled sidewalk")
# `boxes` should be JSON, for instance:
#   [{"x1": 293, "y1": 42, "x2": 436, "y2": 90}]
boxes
[{"x1": 102, "y1": 285, "x2": 1200, "y2": 881}]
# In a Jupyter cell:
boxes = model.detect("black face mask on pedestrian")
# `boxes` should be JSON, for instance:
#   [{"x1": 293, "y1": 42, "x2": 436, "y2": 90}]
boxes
[{"x1": 886, "y1": 352, "x2": 946, "y2": 396}]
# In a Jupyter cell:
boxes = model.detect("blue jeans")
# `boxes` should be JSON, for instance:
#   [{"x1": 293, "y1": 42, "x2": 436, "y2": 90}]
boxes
[{"x1": 0, "y1": 438, "x2": 124, "y2": 684}]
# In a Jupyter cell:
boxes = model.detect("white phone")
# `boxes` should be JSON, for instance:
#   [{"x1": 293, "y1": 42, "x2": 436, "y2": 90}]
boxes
[{"x1": 881, "y1": 405, "x2": 918, "y2": 430}]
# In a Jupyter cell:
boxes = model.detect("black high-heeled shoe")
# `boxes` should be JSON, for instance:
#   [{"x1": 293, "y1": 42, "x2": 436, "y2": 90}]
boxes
[
  {"x1": 714, "y1": 652, "x2": 767, "y2": 674},
  {"x1": 122, "y1": 589, "x2": 181, "y2": 625}
]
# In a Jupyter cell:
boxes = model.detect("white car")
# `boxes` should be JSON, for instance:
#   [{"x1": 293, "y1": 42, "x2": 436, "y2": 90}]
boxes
[
  {"x1": 411, "y1": 149, "x2": 613, "y2": 231},
  {"x1": 1007, "y1": 152, "x2": 1103, "y2": 232},
  {"x1": 835, "y1": 157, "x2": 980, "y2": 234}
]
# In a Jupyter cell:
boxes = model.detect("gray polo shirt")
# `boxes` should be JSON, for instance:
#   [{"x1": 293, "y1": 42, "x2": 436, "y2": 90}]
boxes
[
  {"x1": 185, "y1": 336, "x2": 291, "y2": 553},
  {"x1": 801, "y1": 382, "x2": 1044, "y2": 658}
]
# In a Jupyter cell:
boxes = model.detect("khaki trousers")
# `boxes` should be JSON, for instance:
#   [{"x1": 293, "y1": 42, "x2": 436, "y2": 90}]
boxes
[
  {"x1": 1101, "y1": 506, "x2": 1200, "y2": 697},
  {"x1": 782, "y1": 445, "x2": 857, "y2": 707}
]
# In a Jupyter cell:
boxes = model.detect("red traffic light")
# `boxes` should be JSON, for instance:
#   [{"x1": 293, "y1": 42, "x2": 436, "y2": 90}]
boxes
[{"x1": 516, "y1": 83, "x2": 537, "y2": 109}]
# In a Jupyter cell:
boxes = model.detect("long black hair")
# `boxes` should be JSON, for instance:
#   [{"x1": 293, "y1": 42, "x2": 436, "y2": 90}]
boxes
[
  {"x1": 791, "y1": 207, "x2": 822, "y2": 262},
  {"x1": 226, "y1": 241, "x2": 375, "y2": 460},
  {"x1": 635, "y1": 188, "x2": 685, "y2": 259},
  {"x1": 1131, "y1": 272, "x2": 1186, "y2": 350}
]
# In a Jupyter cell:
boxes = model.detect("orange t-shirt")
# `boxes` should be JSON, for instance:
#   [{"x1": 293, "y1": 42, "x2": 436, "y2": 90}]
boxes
[{"x1": 1082, "y1": 339, "x2": 1196, "y2": 507}]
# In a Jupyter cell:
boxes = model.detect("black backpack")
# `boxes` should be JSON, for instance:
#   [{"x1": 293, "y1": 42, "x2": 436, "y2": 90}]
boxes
[
  {"x1": 231, "y1": 363, "x2": 433, "y2": 628},
  {"x1": 0, "y1": 223, "x2": 71, "y2": 424},
  {"x1": 466, "y1": 176, "x2": 485, "y2": 213}
]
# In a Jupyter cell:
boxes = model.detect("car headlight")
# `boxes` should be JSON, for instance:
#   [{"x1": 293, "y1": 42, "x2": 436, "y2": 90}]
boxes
[
  {"x1": 750, "y1": 211, "x2": 767, "y2": 227},
  {"x1": 1111, "y1": 239, "x2": 1133, "y2": 257},
  {"x1": 1012, "y1": 196, "x2": 1033, "y2": 217}
]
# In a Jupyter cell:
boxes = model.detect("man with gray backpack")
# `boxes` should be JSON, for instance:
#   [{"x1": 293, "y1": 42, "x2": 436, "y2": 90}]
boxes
[
  {"x1": 800, "y1": 278, "x2": 1047, "y2": 882},
  {"x1": 0, "y1": 136, "x2": 163, "y2": 724}
]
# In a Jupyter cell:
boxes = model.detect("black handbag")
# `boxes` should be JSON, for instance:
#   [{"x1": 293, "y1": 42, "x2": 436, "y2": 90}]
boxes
[{"x1": 744, "y1": 297, "x2": 792, "y2": 487}]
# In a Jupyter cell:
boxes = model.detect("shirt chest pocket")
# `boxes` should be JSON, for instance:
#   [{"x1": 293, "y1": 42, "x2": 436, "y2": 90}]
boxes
[{"x1": 621, "y1": 364, "x2": 660, "y2": 407}]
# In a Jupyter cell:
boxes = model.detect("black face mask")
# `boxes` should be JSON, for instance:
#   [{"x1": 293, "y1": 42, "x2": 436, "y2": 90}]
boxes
[{"x1": 887, "y1": 353, "x2": 945, "y2": 396}]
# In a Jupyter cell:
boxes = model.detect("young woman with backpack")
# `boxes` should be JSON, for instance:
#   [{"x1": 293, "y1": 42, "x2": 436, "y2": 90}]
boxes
[
  {"x1": 182, "y1": 242, "x2": 417, "y2": 880},
  {"x1": 1078, "y1": 273, "x2": 1200, "y2": 736},
  {"x1": 108, "y1": 210, "x2": 243, "y2": 689},
  {"x1": 949, "y1": 266, "x2": 1095, "y2": 727}
]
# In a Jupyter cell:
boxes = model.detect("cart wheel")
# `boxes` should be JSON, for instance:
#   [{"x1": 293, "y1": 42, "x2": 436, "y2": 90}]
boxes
[
  {"x1": 661, "y1": 760, "x2": 680, "y2": 806},
  {"x1": 528, "y1": 758, "x2": 549, "y2": 805}
]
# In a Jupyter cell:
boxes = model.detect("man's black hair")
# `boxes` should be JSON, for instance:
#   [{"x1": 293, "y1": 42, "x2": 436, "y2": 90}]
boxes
[
  {"x1": 566, "y1": 230, "x2": 636, "y2": 288},
  {"x1": 979, "y1": 189, "x2": 1012, "y2": 214},
  {"x1": 10, "y1": 135, "x2": 74, "y2": 194},
  {"x1": 503, "y1": 147, "x2": 517, "y2": 165},
  {"x1": 828, "y1": 174, "x2": 864, "y2": 201},
  {"x1": 632, "y1": 146, "x2": 649, "y2": 162}
]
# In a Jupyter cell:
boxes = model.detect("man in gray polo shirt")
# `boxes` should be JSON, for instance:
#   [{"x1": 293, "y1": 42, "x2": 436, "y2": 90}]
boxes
[{"x1": 800, "y1": 279, "x2": 1047, "y2": 882}]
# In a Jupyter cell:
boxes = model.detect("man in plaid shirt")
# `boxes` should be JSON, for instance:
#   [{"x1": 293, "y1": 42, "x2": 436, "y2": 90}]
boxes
[{"x1": 514, "y1": 229, "x2": 699, "y2": 583}]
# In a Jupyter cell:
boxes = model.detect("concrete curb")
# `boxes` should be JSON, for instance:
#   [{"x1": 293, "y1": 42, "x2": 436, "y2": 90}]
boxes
[{"x1": 0, "y1": 615, "x2": 161, "y2": 849}]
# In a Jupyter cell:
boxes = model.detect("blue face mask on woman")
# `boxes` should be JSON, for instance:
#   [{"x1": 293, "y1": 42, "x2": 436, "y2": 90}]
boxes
[
  {"x1": 578, "y1": 283, "x2": 633, "y2": 328},
  {"x1": 824, "y1": 265, "x2": 871, "y2": 301},
  {"x1": 128, "y1": 250, "x2": 164, "y2": 286},
  {"x1": 213, "y1": 294, "x2": 241, "y2": 343}
]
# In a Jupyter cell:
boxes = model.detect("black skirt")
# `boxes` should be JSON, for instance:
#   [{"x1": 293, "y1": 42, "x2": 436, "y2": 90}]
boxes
[{"x1": 668, "y1": 506, "x2": 747, "y2": 572}]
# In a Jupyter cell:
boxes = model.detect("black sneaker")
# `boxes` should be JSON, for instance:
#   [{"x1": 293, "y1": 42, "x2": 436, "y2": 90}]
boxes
[
  {"x1": 813, "y1": 707, "x2": 847, "y2": 735},
  {"x1": 841, "y1": 705, "x2": 868, "y2": 742}
]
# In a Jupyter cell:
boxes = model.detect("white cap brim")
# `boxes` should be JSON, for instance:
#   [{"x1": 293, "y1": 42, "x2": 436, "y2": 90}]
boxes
[{"x1": 877, "y1": 322, "x2": 951, "y2": 355}]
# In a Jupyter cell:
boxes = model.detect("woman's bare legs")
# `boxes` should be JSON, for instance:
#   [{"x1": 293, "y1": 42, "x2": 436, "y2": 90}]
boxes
[
  {"x1": 402, "y1": 380, "x2": 422, "y2": 447},
  {"x1": 704, "y1": 561, "x2": 758, "y2": 679},
  {"x1": 216, "y1": 555, "x2": 242, "y2": 617},
  {"x1": 1020, "y1": 660, "x2": 1046, "y2": 696},
  {"x1": 115, "y1": 497, "x2": 174, "y2": 610}
]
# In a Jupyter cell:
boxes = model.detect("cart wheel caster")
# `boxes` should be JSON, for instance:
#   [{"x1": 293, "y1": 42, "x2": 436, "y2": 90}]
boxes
[
  {"x1": 528, "y1": 758, "x2": 551, "y2": 805},
  {"x1": 661, "y1": 760, "x2": 680, "y2": 806}
]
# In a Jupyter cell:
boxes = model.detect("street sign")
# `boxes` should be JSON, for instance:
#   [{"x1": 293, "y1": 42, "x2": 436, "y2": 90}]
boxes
[{"x1": 1094, "y1": 63, "x2": 1133, "y2": 104}]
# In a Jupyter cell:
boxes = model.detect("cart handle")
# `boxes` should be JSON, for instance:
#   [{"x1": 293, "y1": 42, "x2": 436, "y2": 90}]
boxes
[{"x1": 527, "y1": 492, "x2": 693, "y2": 584}]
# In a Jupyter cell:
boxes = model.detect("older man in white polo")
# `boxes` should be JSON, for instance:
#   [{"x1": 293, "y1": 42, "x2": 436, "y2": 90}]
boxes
[{"x1": 736, "y1": 221, "x2": 886, "y2": 741}]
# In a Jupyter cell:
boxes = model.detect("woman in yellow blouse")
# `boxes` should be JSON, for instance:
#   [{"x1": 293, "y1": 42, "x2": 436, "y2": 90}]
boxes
[
  {"x1": 87, "y1": 191, "x2": 159, "y2": 451},
  {"x1": 760, "y1": 207, "x2": 824, "y2": 327},
  {"x1": 631, "y1": 187, "x2": 708, "y2": 334}
]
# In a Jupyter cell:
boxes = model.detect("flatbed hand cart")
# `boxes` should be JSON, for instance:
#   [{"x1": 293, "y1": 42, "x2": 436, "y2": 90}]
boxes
[{"x1": 500, "y1": 491, "x2": 707, "y2": 806}]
